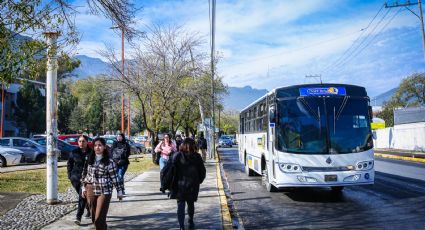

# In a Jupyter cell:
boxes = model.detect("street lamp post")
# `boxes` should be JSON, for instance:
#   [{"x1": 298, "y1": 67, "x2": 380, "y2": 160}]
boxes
[{"x1": 44, "y1": 31, "x2": 60, "y2": 204}]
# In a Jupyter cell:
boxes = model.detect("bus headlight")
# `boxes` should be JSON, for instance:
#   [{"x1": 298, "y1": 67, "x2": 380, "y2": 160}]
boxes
[
  {"x1": 343, "y1": 174, "x2": 361, "y2": 182},
  {"x1": 279, "y1": 163, "x2": 302, "y2": 173},
  {"x1": 356, "y1": 160, "x2": 373, "y2": 171}
]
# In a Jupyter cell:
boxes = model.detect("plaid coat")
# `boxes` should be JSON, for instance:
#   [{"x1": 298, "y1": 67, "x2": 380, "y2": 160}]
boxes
[{"x1": 82, "y1": 159, "x2": 124, "y2": 196}]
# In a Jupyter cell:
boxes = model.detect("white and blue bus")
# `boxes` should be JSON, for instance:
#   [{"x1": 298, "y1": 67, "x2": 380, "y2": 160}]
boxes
[{"x1": 238, "y1": 84, "x2": 375, "y2": 192}]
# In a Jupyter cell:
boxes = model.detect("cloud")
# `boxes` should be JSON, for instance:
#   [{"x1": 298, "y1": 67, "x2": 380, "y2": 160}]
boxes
[{"x1": 74, "y1": 0, "x2": 425, "y2": 96}]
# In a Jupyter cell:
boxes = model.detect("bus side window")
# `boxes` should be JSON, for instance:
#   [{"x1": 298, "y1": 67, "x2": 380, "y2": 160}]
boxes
[{"x1": 269, "y1": 106, "x2": 276, "y2": 123}]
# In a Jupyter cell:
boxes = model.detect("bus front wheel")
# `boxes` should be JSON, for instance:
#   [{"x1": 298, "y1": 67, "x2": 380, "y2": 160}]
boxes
[{"x1": 262, "y1": 164, "x2": 277, "y2": 192}]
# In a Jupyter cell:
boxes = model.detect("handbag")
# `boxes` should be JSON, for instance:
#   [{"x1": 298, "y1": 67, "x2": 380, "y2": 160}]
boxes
[{"x1": 155, "y1": 151, "x2": 161, "y2": 165}]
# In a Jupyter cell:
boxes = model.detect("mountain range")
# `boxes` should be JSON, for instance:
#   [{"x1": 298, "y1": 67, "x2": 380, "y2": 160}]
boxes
[{"x1": 71, "y1": 55, "x2": 396, "y2": 111}]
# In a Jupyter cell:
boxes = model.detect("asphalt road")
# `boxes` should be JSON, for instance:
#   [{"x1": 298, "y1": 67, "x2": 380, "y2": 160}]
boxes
[{"x1": 219, "y1": 147, "x2": 425, "y2": 230}]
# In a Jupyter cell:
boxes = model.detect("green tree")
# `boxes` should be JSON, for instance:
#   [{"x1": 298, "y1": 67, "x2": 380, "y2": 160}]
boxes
[
  {"x1": 1, "y1": 0, "x2": 139, "y2": 84},
  {"x1": 15, "y1": 81, "x2": 46, "y2": 135},
  {"x1": 376, "y1": 73, "x2": 425, "y2": 126},
  {"x1": 58, "y1": 80, "x2": 78, "y2": 134},
  {"x1": 220, "y1": 111, "x2": 239, "y2": 135}
]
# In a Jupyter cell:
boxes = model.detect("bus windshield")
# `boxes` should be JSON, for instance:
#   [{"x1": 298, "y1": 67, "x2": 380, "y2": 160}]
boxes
[{"x1": 276, "y1": 97, "x2": 372, "y2": 154}]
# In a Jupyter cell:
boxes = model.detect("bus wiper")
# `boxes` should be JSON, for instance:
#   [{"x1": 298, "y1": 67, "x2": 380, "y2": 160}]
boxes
[
  {"x1": 299, "y1": 97, "x2": 320, "y2": 121},
  {"x1": 335, "y1": 96, "x2": 349, "y2": 120}
]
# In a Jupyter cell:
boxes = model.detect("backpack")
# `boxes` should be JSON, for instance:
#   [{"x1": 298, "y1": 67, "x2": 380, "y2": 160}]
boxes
[{"x1": 112, "y1": 143, "x2": 127, "y2": 166}]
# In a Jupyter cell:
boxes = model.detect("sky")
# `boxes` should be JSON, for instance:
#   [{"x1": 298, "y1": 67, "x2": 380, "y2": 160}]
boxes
[{"x1": 73, "y1": 0, "x2": 425, "y2": 97}]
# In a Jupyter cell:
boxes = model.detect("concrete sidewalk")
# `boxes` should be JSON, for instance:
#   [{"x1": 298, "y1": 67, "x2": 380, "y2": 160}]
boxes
[{"x1": 43, "y1": 159, "x2": 223, "y2": 230}]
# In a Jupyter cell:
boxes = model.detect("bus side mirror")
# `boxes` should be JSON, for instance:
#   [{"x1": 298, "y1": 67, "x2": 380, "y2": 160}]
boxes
[
  {"x1": 372, "y1": 131, "x2": 377, "y2": 140},
  {"x1": 269, "y1": 106, "x2": 276, "y2": 123}
]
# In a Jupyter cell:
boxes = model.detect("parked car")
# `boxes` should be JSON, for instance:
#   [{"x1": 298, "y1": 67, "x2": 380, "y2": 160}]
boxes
[
  {"x1": 104, "y1": 137, "x2": 115, "y2": 149},
  {"x1": 218, "y1": 136, "x2": 233, "y2": 148},
  {"x1": 58, "y1": 134, "x2": 94, "y2": 149},
  {"x1": 128, "y1": 140, "x2": 146, "y2": 154},
  {"x1": 32, "y1": 134, "x2": 47, "y2": 138},
  {"x1": 0, "y1": 137, "x2": 47, "y2": 163},
  {"x1": 0, "y1": 146, "x2": 24, "y2": 167},
  {"x1": 32, "y1": 137, "x2": 78, "y2": 161},
  {"x1": 230, "y1": 136, "x2": 237, "y2": 145},
  {"x1": 133, "y1": 136, "x2": 148, "y2": 143},
  {"x1": 105, "y1": 137, "x2": 142, "y2": 155}
]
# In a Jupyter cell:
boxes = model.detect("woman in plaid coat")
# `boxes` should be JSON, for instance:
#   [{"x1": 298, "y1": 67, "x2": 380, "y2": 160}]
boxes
[{"x1": 82, "y1": 137, "x2": 125, "y2": 230}]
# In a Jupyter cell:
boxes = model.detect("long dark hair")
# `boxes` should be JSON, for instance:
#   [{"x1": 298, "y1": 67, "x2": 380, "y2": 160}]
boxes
[
  {"x1": 179, "y1": 138, "x2": 198, "y2": 154},
  {"x1": 117, "y1": 133, "x2": 126, "y2": 142},
  {"x1": 87, "y1": 137, "x2": 110, "y2": 165}
]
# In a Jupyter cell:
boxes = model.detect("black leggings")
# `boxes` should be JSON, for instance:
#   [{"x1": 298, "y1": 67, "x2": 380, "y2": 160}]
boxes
[{"x1": 177, "y1": 200, "x2": 194, "y2": 228}]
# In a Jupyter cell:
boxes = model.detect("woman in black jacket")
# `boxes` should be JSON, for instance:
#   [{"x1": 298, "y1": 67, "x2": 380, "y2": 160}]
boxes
[
  {"x1": 67, "y1": 135, "x2": 92, "y2": 225},
  {"x1": 170, "y1": 138, "x2": 206, "y2": 230},
  {"x1": 110, "y1": 133, "x2": 131, "y2": 183}
]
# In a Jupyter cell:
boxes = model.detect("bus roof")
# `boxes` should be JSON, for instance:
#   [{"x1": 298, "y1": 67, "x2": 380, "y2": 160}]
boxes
[{"x1": 240, "y1": 83, "x2": 367, "y2": 113}]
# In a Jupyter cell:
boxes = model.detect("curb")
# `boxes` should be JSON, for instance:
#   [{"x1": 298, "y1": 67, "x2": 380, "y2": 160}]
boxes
[
  {"x1": 375, "y1": 152, "x2": 425, "y2": 163},
  {"x1": 215, "y1": 156, "x2": 233, "y2": 230}
]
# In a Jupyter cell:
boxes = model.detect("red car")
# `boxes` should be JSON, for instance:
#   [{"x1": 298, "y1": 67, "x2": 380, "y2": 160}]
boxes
[{"x1": 58, "y1": 134, "x2": 94, "y2": 149}]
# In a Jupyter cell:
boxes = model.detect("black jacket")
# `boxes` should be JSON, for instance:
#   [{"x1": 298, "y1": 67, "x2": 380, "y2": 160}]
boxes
[
  {"x1": 169, "y1": 151, "x2": 206, "y2": 202},
  {"x1": 111, "y1": 141, "x2": 131, "y2": 165},
  {"x1": 67, "y1": 148, "x2": 92, "y2": 183},
  {"x1": 197, "y1": 137, "x2": 207, "y2": 150}
]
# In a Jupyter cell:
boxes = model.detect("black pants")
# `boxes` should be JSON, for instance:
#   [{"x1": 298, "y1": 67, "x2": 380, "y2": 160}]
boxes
[
  {"x1": 72, "y1": 181, "x2": 89, "y2": 219},
  {"x1": 177, "y1": 200, "x2": 194, "y2": 228}
]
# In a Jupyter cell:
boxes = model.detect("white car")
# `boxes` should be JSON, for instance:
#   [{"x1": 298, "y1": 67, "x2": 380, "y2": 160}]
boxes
[{"x1": 0, "y1": 147, "x2": 24, "y2": 167}]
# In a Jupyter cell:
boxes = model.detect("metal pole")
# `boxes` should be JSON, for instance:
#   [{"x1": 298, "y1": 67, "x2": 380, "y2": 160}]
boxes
[
  {"x1": 211, "y1": 0, "x2": 216, "y2": 159},
  {"x1": 1, "y1": 82, "x2": 4, "y2": 138},
  {"x1": 127, "y1": 96, "x2": 130, "y2": 138},
  {"x1": 44, "y1": 31, "x2": 60, "y2": 204},
  {"x1": 418, "y1": 0, "x2": 425, "y2": 62},
  {"x1": 121, "y1": 28, "x2": 125, "y2": 133}
]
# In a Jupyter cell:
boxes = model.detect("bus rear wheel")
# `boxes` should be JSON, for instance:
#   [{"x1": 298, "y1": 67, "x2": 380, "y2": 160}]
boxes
[
  {"x1": 262, "y1": 164, "x2": 277, "y2": 192},
  {"x1": 245, "y1": 154, "x2": 254, "y2": 176}
]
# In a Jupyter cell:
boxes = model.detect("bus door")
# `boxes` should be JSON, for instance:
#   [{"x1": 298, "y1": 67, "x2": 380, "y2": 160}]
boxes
[{"x1": 268, "y1": 105, "x2": 277, "y2": 179}]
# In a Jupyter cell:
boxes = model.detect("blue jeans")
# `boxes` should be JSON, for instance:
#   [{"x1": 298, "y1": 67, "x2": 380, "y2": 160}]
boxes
[
  {"x1": 117, "y1": 164, "x2": 128, "y2": 183},
  {"x1": 159, "y1": 156, "x2": 168, "y2": 171}
]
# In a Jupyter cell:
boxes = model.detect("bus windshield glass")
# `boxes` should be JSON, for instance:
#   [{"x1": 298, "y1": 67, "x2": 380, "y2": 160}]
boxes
[{"x1": 276, "y1": 96, "x2": 372, "y2": 154}]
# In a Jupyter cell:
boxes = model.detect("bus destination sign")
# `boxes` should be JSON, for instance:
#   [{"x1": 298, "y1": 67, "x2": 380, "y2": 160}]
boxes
[{"x1": 299, "y1": 87, "x2": 346, "y2": 96}]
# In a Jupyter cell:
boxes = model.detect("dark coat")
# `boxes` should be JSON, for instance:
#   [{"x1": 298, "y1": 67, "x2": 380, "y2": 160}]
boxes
[
  {"x1": 67, "y1": 148, "x2": 92, "y2": 184},
  {"x1": 111, "y1": 141, "x2": 131, "y2": 165},
  {"x1": 169, "y1": 151, "x2": 206, "y2": 202},
  {"x1": 197, "y1": 137, "x2": 207, "y2": 150}
]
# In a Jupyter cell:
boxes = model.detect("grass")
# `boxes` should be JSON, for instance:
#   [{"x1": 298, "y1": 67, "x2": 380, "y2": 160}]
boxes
[
  {"x1": 127, "y1": 156, "x2": 156, "y2": 173},
  {"x1": 0, "y1": 157, "x2": 156, "y2": 194}
]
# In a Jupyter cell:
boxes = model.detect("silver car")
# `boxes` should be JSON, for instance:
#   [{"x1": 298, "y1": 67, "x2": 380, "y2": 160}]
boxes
[
  {"x1": 0, "y1": 137, "x2": 47, "y2": 163},
  {"x1": 0, "y1": 147, "x2": 23, "y2": 167}
]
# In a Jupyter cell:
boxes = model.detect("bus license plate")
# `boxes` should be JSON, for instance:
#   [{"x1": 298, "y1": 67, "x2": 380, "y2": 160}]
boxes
[{"x1": 325, "y1": 175, "x2": 337, "y2": 182}]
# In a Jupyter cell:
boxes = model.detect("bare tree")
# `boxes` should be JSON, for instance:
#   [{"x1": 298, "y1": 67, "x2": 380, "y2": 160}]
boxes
[{"x1": 100, "y1": 24, "x2": 226, "y2": 142}]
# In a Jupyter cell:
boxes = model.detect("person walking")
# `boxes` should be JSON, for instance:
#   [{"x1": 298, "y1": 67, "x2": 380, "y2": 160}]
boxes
[
  {"x1": 197, "y1": 133, "x2": 207, "y2": 162},
  {"x1": 169, "y1": 138, "x2": 206, "y2": 230},
  {"x1": 81, "y1": 137, "x2": 124, "y2": 230},
  {"x1": 67, "y1": 135, "x2": 92, "y2": 225},
  {"x1": 154, "y1": 133, "x2": 177, "y2": 171},
  {"x1": 175, "y1": 135, "x2": 183, "y2": 151},
  {"x1": 110, "y1": 133, "x2": 131, "y2": 183}
]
